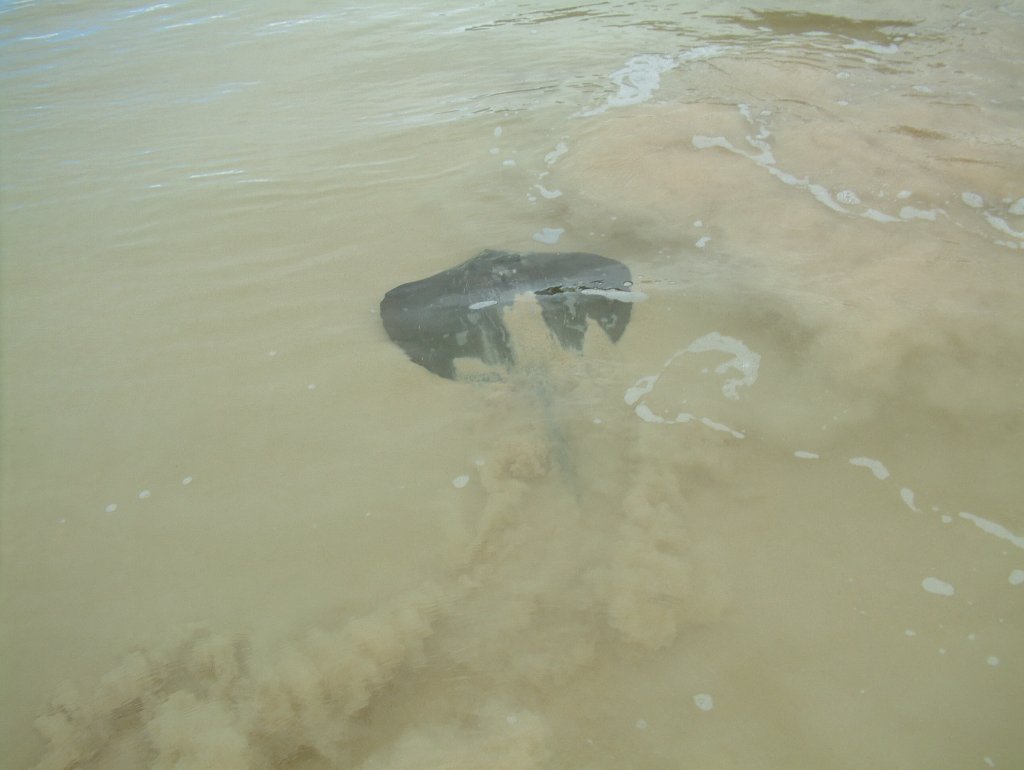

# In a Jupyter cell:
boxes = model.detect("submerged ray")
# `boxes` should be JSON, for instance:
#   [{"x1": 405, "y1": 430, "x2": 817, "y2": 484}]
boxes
[{"x1": 380, "y1": 249, "x2": 637, "y2": 379}]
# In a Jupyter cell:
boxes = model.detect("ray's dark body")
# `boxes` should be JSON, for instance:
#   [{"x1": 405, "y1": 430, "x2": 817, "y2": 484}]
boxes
[{"x1": 380, "y1": 249, "x2": 633, "y2": 379}]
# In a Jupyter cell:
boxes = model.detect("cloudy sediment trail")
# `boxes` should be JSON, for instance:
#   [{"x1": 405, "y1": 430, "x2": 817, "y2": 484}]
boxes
[{"x1": 2, "y1": 1, "x2": 1023, "y2": 768}]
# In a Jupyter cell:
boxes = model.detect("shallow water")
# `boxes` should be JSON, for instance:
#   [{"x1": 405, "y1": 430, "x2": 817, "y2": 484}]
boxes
[{"x1": 2, "y1": 1, "x2": 1023, "y2": 768}]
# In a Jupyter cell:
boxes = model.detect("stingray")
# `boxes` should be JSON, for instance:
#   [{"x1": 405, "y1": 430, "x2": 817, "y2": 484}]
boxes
[{"x1": 380, "y1": 249, "x2": 637, "y2": 380}]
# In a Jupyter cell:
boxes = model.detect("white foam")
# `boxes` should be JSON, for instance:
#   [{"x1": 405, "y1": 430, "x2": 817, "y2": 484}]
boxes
[
  {"x1": 900, "y1": 488, "x2": 919, "y2": 511},
  {"x1": 502, "y1": 159, "x2": 516, "y2": 167},
  {"x1": 807, "y1": 183, "x2": 846, "y2": 212},
  {"x1": 622, "y1": 331, "x2": 761, "y2": 405},
  {"x1": 899, "y1": 206, "x2": 939, "y2": 221},
  {"x1": 1009, "y1": 569, "x2": 1024, "y2": 586},
  {"x1": 692, "y1": 134, "x2": 733, "y2": 151},
  {"x1": 987, "y1": 656, "x2": 1000, "y2": 666},
  {"x1": 579, "y1": 54, "x2": 677, "y2": 116},
  {"x1": 580, "y1": 288, "x2": 648, "y2": 302},
  {"x1": 961, "y1": 191, "x2": 984, "y2": 208},
  {"x1": 864, "y1": 208, "x2": 900, "y2": 222},
  {"x1": 119, "y1": 3, "x2": 172, "y2": 18},
  {"x1": 700, "y1": 417, "x2": 744, "y2": 439},
  {"x1": 469, "y1": 300, "x2": 497, "y2": 310},
  {"x1": 690, "y1": 111, "x2": 926, "y2": 225},
  {"x1": 922, "y1": 577, "x2": 955, "y2": 596},
  {"x1": 624, "y1": 375, "x2": 658, "y2": 406},
  {"x1": 705, "y1": 130, "x2": 776, "y2": 165},
  {"x1": 685, "y1": 332, "x2": 761, "y2": 400},
  {"x1": 1009, "y1": 198, "x2": 1024, "y2": 215},
  {"x1": 181, "y1": 476, "x2": 193, "y2": 486},
  {"x1": 138, "y1": 490, "x2": 151, "y2": 500},
  {"x1": 535, "y1": 183, "x2": 562, "y2": 199},
  {"x1": 678, "y1": 45, "x2": 727, "y2": 64},
  {"x1": 634, "y1": 404, "x2": 689, "y2": 425},
  {"x1": 845, "y1": 39, "x2": 899, "y2": 55},
  {"x1": 308, "y1": 383, "x2": 316, "y2": 390},
  {"x1": 625, "y1": 333, "x2": 757, "y2": 435},
  {"x1": 984, "y1": 213, "x2": 1024, "y2": 239},
  {"x1": 188, "y1": 169, "x2": 244, "y2": 179},
  {"x1": 532, "y1": 227, "x2": 564, "y2": 244},
  {"x1": 958, "y1": 512, "x2": 1024, "y2": 549},
  {"x1": 794, "y1": 450, "x2": 819, "y2": 459},
  {"x1": 544, "y1": 141, "x2": 568, "y2": 166},
  {"x1": 494, "y1": 126, "x2": 503, "y2": 138},
  {"x1": 452, "y1": 474, "x2": 470, "y2": 489},
  {"x1": 105, "y1": 503, "x2": 117, "y2": 513},
  {"x1": 695, "y1": 235, "x2": 711, "y2": 248},
  {"x1": 582, "y1": 49, "x2": 721, "y2": 119},
  {"x1": 849, "y1": 457, "x2": 890, "y2": 480},
  {"x1": 693, "y1": 693, "x2": 714, "y2": 711}
]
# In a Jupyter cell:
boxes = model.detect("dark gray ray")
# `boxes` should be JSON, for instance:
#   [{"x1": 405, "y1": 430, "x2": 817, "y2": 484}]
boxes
[{"x1": 380, "y1": 249, "x2": 635, "y2": 379}]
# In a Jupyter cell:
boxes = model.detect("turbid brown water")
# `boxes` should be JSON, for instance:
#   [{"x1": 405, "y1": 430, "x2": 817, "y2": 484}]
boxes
[{"x1": 2, "y1": 2, "x2": 1023, "y2": 768}]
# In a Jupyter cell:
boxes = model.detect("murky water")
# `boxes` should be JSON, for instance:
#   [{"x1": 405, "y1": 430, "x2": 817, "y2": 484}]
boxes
[{"x1": 2, "y1": 1, "x2": 1023, "y2": 768}]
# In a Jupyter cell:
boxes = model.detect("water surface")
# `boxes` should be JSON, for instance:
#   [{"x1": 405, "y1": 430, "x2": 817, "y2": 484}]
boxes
[{"x1": 2, "y1": 1, "x2": 1023, "y2": 768}]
